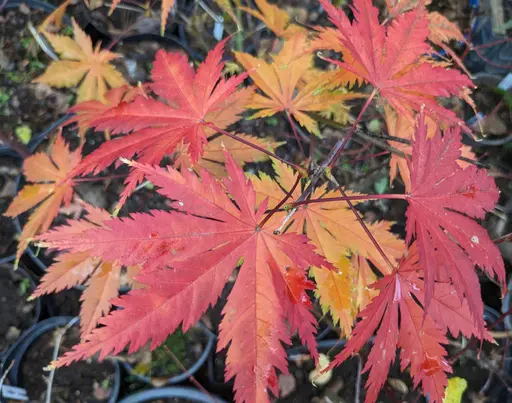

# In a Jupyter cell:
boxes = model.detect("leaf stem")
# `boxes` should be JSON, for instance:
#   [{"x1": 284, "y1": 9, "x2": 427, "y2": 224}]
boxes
[
  {"x1": 73, "y1": 174, "x2": 128, "y2": 183},
  {"x1": 286, "y1": 112, "x2": 307, "y2": 160},
  {"x1": 259, "y1": 173, "x2": 302, "y2": 230},
  {"x1": 329, "y1": 175, "x2": 395, "y2": 272},
  {"x1": 276, "y1": 89, "x2": 378, "y2": 232},
  {"x1": 288, "y1": 193, "x2": 406, "y2": 208},
  {"x1": 204, "y1": 122, "x2": 304, "y2": 173}
]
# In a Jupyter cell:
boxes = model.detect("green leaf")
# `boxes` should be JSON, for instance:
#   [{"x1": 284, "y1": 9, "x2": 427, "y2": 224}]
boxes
[{"x1": 15, "y1": 125, "x2": 32, "y2": 145}]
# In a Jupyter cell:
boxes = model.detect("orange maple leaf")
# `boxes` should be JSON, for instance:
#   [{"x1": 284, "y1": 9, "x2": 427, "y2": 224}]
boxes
[
  {"x1": 236, "y1": 33, "x2": 360, "y2": 135},
  {"x1": 34, "y1": 19, "x2": 125, "y2": 103},
  {"x1": 5, "y1": 134, "x2": 81, "y2": 263},
  {"x1": 251, "y1": 159, "x2": 404, "y2": 335},
  {"x1": 38, "y1": 154, "x2": 330, "y2": 402},
  {"x1": 31, "y1": 203, "x2": 135, "y2": 337}
]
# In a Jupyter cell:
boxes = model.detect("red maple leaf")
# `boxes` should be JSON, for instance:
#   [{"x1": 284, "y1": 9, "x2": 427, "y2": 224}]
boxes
[
  {"x1": 317, "y1": 0, "x2": 473, "y2": 125},
  {"x1": 66, "y1": 38, "x2": 251, "y2": 207},
  {"x1": 39, "y1": 154, "x2": 330, "y2": 403},
  {"x1": 404, "y1": 111, "x2": 504, "y2": 335},
  {"x1": 328, "y1": 244, "x2": 492, "y2": 403}
]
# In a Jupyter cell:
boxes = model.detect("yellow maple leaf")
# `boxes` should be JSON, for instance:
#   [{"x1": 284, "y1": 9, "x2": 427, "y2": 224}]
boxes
[
  {"x1": 240, "y1": 0, "x2": 306, "y2": 39},
  {"x1": 235, "y1": 33, "x2": 360, "y2": 135},
  {"x1": 313, "y1": 254, "x2": 379, "y2": 336},
  {"x1": 34, "y1": 19, "x2": 125, "y2": 103}
]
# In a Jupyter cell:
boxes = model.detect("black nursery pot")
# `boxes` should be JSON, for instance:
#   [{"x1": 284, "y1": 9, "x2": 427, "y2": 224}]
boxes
[
  {"x1": 1, "y1": 316, "x2": 121, "y2": 403},
  {"x1": 118, "y1": 386, "x2": 226, "y2": 403},
  {"x1": 123, "y1": 323, "x2": 215, "y2": 386},
  {"x1": 0, "y1": 263, "x2": 41, "y2": 358}
]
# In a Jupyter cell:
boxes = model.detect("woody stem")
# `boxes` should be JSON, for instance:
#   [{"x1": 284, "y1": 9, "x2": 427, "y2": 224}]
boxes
[
  {"x1": 204, "y1": 122, "x2": 304, "y2": 173},
  {"x1": 259, "y1": 174, "x2": 302, "y2": 230},
  {"x1": 289, "y1": 193, "x2": 406, "y2": 207}
]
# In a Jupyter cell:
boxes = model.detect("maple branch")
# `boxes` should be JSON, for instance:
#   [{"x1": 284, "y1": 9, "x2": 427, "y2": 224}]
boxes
[
  {"x1": 286, "y1": 112, "x2": 307, "y2": 160},
  {"x1": 259, "y1": 173, "x2": 302, "y2": 229},
  {"x1": 275, "y1": 89, "x2": 378, "y2": 234},
  {"x1": 328, "y1": 174, "x2": 395, "y2": 272},
  {"x1": 288, "y1": 193, "x2": 406, "y2": 208},
  {"x1": 161, "y1": 346, "x2": 218, "y2": 403},
  {"x1": 73, "y1": 174, "x2": 128, "y2": 183},
  {"x1": 204, "y1": 122, "x2": 304, "y2": 173}
]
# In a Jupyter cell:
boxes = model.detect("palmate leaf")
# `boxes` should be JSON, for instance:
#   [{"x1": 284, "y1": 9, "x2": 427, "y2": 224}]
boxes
[
  {"x1": 329, "y1": 244, "x2": 493, "y2": 403},
  {"x1": 317, "y1": 0, "x2": 473, "y2": 126},
  {"x1": 67, "y1": 38, "x2": 251, "y2": 207},
  {"x1": 39, "y1": 154, "x2": 330, "y2": 403},
  {"x1": 383, "y1": 106, "x2": 475, "y2": 191},
  {"x1": 4, "y1": 134, "x2": 81, "y2": 262},
  {"x1": 404, "y1": 111, "x2": 504, "y2": 335},
  {"x1": 235, "y1": 33, "x2": 360, "y2": 135},
  {"x1": 34, "y1": 19, "x2": 125, "y2": 103}
]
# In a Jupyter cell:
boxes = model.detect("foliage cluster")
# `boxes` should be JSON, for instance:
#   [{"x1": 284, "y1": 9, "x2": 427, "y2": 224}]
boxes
[{"x1": 6, "y1": 0, "x2": 505, "y2": 402}]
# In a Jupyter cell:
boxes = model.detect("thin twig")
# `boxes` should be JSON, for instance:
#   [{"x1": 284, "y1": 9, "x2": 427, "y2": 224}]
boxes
[
  {"x1": 45, "y1": 317, "x2": 79, "y2": 403},
  {"x1": 355, "y1": 354, "x2": 362, "y2": 403},
  {"x1": 162, "y1": 346, "x2": 217, "y2": 403},
  {"x1": 204, "y1": 123, "x2": 304, "y2": 173},
  {"x1": 0, "y1": 361, "x2": 14, "y2": 393},
  {"x1": 259, "y1": 173, "x2": 302, "y2": 229}
]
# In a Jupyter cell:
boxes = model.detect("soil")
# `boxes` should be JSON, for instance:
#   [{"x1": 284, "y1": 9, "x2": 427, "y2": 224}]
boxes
[
  {"x1": 20, "y1": 325, "x2": 116, "y2": 402},
  {"x1": 124, "y1": 326, "x2": 207, "y2": 386},
  {"x1": 0, "y1": 155, "x2": 21, "y2": 257},
  {"x1": 0, "y1": 5, "x2": 71, "y2": 144},
  {"x1": 0, "y1": 264, "x2": 37, "y2": 353}
]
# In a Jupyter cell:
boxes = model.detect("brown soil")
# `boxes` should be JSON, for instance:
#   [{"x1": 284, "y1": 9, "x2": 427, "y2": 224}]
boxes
[
  {"x1": 0, "y1": 156, "x2": 21, "y2": 257},
  {"x1": 0, "y1": 264, "x2": 37, "y2": 353},
  {"x1": 0, "y1": 5, "x2": 71, "y2": 142},
  {"x1": 20, "y1": 325, "x2": 116, "y2": 402}
]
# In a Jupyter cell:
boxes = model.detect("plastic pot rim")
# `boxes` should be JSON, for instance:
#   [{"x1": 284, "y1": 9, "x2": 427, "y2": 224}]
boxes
[
  {"x1": 1, "y1": 316, "x2": 121, "y2": 403},
  {"x1": 122, "y1": 322, "x2": 215, "y2": 386},
  {"x1": 118, "y1": 386, "x2": 226, "y2": 403}
]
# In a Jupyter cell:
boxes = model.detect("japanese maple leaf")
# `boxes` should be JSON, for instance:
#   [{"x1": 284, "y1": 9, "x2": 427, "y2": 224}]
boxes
[
  {"x1": 318, "y1": 0, "x2": 473, "y2": 125},
  {"x1": 403, "y1": 111, "x2": 504, "y2": 334},
  {"x1": 31, "y1": 203, "x2": 133, "y2": 337},
  {"x1": 329, "y1": 244, "x2": 492, "y2": 403},
  {"x1": 67, "y1": 39, "x2": 251, "y2": 207},
  {"x1": 235, "y1": 33, "x2": 358, "y2": 135},
  {"x1": 38, "y1": 154, "x2": 330, "y2": 403},
  {"x1": 174, "y1": 133, "x2": 283, "y2": 178},
  {"x1": 384, "y1": 106, "x2": 475, "y2": 191},
  {"x1": 250, "y1": 159, "x2": 404, "y2": 335},
  {"x1": 240, "y1": 0, "x2": 306, "y2": 39},
  {"x1": 68, "y1": 84, "x2": 149, "y2": 139},
  {"x1": 4, "y1": 134, "x2": 81, "y2": 263},
  {"x1": 34, "y1": 19, "x2": 125, "y2": 103}
]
